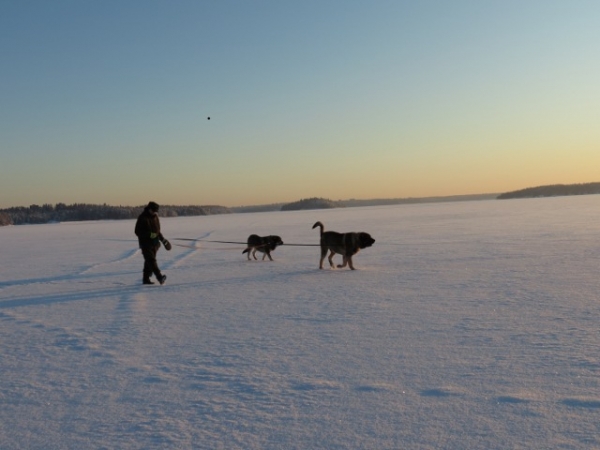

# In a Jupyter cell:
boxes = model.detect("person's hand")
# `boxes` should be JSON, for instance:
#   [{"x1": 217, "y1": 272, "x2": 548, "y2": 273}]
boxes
[
  {"x1": 150, "y1": 232, "x2": 158, "y2": 239},
  {"x1": 161, "y1": 238, "x2": 172, "y2": 251}
]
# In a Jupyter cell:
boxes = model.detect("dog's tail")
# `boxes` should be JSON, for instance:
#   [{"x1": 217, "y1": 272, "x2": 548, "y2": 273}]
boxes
[
  {"x1": 242, "y1": 248, "x2": 249, "y2": 254},
  {"x1": 312, "y1": 221, "x2": 324, "y2": 236}
]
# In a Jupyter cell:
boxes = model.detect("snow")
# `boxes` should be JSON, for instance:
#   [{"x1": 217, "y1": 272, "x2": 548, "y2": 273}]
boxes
[{"x1": 1, "y1": 196, "x2": 600, "y2": 449}]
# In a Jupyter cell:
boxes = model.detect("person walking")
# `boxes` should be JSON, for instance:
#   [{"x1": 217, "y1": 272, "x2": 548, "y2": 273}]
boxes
[{"x1": 134, "y1": 201, "x2": 171, "y2": 285}]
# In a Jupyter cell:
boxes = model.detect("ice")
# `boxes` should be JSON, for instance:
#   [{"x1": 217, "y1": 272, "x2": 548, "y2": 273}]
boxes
[{"x1": 1, "y1": 196, "x2": 600, "y2": 449}]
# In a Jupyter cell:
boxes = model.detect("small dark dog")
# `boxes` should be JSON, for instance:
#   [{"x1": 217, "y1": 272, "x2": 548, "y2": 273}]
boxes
[
  {"x1": 243, "y1": 234, "x2": 284, "y2": 261},
  {"x1": 312, "y1": 221, "x2": 375, "y2": 270}
]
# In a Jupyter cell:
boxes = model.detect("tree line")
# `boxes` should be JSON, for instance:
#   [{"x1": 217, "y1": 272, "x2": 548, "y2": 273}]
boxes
[
  {"x1": 280, "y1": 197, "x2": 343, "y2": 211},
  {"x1": 0, "y1": 203, "x2": 232, "y2": 226},
  {"x1": 4, "y1": 184, "x2": 596, "y2": 226},
  {"x1": 497, "y1": 182, "x2": 600, "y2": 199}
]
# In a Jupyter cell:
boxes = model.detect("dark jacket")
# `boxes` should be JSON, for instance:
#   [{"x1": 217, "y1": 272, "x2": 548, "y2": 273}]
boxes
[{"x1": 135, "y1": 206, "x2": 163, "y2": 248}]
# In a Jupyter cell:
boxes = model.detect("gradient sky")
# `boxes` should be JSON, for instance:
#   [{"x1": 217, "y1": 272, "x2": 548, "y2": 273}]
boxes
[{"x1": 2, "y1": 1, "x2": 599, "y2": 208}]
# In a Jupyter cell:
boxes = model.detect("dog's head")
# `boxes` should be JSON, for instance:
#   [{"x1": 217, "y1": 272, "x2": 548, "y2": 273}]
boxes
[
  {"x1": 266, "y1": 235, "x2": 284, "y2": 250},
  {"x1": 358, "y1": 232, "x2": 375, "y2": 249}
]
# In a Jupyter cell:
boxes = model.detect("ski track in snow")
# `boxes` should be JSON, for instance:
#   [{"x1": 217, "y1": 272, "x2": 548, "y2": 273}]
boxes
[
  {"x1": 1, "y1": 197, "x2": 600, "y2": 449},
  {"x1": 78, "y1": 248, "x2": 140, "y2": 275}
]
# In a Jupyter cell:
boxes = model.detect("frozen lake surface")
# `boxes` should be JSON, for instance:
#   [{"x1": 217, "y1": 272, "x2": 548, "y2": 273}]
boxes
[{"x1": 1, "y1": 196, "x2": 600, "y2": 449}]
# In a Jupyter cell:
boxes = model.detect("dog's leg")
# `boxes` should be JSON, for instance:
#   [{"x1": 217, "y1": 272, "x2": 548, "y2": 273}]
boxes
[
  {"x1": 319, "y1": 247, "x2": 327, "y2": 269},
  {"x1": 344, "y1": 256, "x2": 356, "y2": 270},
  {"x1": 327, "y1": 250, "x2": 336, "y2": 268},
  {"x1": 245, "y1": 248, "x2": 252, "y2": 260},
  {"x1": 252, "y1": 249, "x2": 258, "y2": 260},
  {"x1": 265, "y1": 251, "x2": 273, "y2": 261},
  {"x1": 337, "y1": 256, "x2": 348, "y2": 269}
]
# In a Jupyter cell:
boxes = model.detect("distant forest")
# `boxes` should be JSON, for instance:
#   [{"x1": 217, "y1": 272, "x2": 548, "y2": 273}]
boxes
[
  {"x1": 4, "y1": 182, "x2": 598, "y2": 226},
  {"x1": 235, "y1": 193, "x2": 498, "y2": 213},
  {"x1": 280, "y1": 197, "x2": 343, "y2": 211},
  {"x1": 497, "y1": 182, "x2": 600, "y2": 199},
  {"x1": 0, "y1": 203, "x2": 231, "y2": 226},
  {"x1": 0, "y1": 194, "x2": 500, "y2": 226},
  {"x1": 9, "y1": 185, "x2": 598, "y2": 226}
]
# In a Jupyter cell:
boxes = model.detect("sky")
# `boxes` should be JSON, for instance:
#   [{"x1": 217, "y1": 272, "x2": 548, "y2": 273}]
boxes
[{"x1": 1, "y1": 1, "x2": 600, "y2": 208}]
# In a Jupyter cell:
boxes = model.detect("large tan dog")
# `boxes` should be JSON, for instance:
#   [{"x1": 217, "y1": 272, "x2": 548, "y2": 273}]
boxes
[
  {"x1": 312, "y1": 221, "x2": 375, "y2": 270},
  {"x1": 243, "y1": 234, "x2": 284, "y2": 261}
]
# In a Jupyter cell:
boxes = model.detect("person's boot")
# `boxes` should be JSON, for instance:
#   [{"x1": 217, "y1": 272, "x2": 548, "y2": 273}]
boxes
[
  {"x1": 157, "y1": 274, "x2": 167, "y2": 285},
  {"x1": 143, "y1": 273, "x2": 154, "y2": 285}
]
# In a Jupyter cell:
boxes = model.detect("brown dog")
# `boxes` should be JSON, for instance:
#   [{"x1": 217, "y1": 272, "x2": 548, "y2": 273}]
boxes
[
  {"x1": 242, "y1": 234, "x2": 284, "y2": 261},
  {"x1": 312, "y1": 221, "x2": 375, "y2": 270}
]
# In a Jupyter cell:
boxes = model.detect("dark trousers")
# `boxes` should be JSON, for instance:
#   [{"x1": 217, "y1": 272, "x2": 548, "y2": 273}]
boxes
[{"x1": 141, "y1": 245, "x2": 162, "y2": 280}]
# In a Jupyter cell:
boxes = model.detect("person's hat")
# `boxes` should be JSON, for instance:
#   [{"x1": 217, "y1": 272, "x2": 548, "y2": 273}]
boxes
[{"x1": 148, "y1": 201, "x2": 160, "y2": 212}]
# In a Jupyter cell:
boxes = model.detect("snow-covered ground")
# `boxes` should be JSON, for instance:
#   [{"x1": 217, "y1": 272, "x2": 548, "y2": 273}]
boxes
[{"x1": 1, "y1": 196, "x2": 600, "y2": 450}]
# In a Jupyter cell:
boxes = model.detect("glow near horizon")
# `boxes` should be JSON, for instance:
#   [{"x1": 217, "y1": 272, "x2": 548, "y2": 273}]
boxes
[{"x1": 1, "y1": 1, "x2": 599, "y2": 208}]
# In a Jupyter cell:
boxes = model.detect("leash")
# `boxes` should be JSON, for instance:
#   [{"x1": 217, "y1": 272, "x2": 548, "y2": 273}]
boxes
[
  {"x1": 173, "y1": 238, "x2": 319, "y2": 247},
  {"x1": 174, "y1": 238, "x2": 246, "y2": 245}
]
